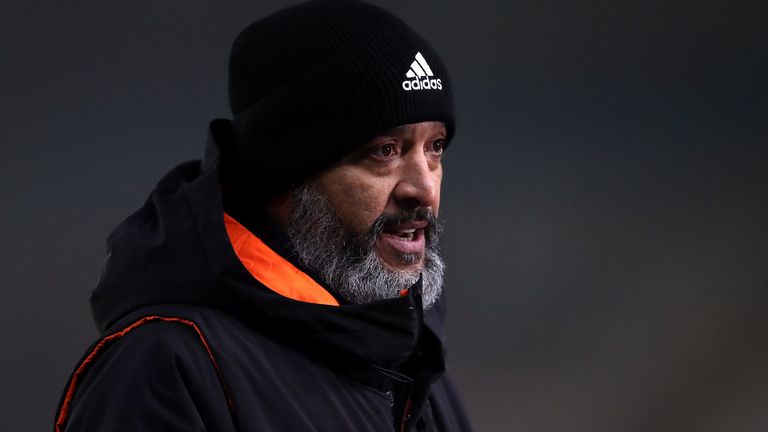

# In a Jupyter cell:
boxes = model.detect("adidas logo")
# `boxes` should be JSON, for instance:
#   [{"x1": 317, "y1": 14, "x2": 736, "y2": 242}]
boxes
[{"x1": 402, "y1": 52, "x2": 442, "y2": 91}]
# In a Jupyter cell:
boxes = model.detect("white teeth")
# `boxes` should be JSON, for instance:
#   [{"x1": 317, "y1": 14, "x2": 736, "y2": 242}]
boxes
[
  {"x1": 384, "y1": 228, "x2": 418, "y2": 241},
  {"x1": 394, "y1": 229, "x2": 415, "y2": 240}
]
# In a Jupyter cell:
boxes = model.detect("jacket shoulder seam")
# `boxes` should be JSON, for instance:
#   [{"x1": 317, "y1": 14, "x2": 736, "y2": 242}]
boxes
[{"x1": 54, "y1": 315, "x2": 235, "y2": 432}]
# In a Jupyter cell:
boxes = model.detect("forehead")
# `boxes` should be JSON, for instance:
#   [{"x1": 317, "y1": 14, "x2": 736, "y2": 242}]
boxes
[{"x1": 374, "y1": 121, "x2": 446, "y2": 138}]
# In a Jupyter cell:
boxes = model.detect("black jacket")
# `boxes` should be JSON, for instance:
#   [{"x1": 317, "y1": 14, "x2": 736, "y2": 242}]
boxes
[{"x1": 55, "y1": 121, "x2": 472, "y2": 432}]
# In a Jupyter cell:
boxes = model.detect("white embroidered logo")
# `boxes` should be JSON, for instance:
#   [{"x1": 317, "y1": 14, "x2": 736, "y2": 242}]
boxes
[{"x1": 402, "y1": 52, "x2": 442, "y2": 91}]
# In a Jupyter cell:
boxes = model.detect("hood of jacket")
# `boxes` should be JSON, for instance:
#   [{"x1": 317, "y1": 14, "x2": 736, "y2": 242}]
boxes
[{"x1": 90, "y1": 119, "x2": 448, "y2": 373}]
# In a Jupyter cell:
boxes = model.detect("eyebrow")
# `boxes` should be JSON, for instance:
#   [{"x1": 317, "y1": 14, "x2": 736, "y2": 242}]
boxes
[
  {"x1": 379, "y1": 125, "x2": 409, "y2": 137},
  {"x1": 373, "y1": 123, "x2": 447, "y2": 140}
]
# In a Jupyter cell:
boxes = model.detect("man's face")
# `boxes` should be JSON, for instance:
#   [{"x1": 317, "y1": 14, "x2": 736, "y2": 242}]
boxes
[
  {"x1": 280, "y1": 121, "x2": 447, "y2": 308},
  {"x1": 313, "y1": 121, "x2": 446, "y2": 271}
]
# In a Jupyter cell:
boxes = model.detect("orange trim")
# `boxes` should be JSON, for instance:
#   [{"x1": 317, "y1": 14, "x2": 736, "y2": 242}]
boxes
[
  {"x1": 55, "y1": 316, "x2": 234, "y2": 432},
  {"x1": 224, "y1": 213, "x2": 339, "y2": 306}
]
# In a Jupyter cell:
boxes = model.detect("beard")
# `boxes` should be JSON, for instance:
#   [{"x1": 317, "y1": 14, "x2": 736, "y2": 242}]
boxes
[{"x1": 285, "y1": 182, "x2": 445, "y2": 310}]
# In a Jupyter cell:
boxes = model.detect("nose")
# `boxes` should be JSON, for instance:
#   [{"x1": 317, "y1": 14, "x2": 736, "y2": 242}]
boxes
[{"x1": 392, "y1": 151, "x2": 441, "y2": 211}]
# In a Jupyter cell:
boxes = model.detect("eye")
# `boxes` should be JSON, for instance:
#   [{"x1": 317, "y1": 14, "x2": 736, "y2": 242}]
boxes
[
  {"x1": 371, "y1": 143, "x2": 397, "y2": 160},
  {"x1": 428, "y1": 138, "x2": 446, "y2": 155}
]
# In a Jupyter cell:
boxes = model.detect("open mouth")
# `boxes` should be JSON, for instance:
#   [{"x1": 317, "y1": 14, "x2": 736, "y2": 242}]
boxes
[
  {"x1": 378, "y1": 220, "x2": 428, "y2": 257},
  {"x1": 390, "y1": 228, "x2": 416, "y2": 241}
]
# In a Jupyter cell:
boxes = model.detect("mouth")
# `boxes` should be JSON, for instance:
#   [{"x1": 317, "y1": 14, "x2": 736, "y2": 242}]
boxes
[{"x1": 377, "y1": 220, "x2": 428, "y2": 262}]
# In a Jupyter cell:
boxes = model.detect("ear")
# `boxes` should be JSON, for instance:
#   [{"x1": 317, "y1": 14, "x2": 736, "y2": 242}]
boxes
[{"x1": 266, "y1": 191, "x2": 293, "y2": 228}]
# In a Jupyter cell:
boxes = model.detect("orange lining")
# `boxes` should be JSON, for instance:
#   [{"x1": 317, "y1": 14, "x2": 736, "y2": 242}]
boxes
[
  {"x1": 55, "y1": 316, "x2": 234, "y2": 432},
  {"x1": 224, "y1": 213, "x2": 339, "y2": 306}
]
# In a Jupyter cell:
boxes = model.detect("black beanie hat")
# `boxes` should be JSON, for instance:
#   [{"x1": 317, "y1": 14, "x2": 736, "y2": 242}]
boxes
[{"x1": 225, "y1": 0, "x2": 455, "y2": 200}]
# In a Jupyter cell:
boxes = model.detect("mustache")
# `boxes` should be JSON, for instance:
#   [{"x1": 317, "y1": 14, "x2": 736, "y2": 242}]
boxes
[{"x1": 370, "y1": 208, "x2": 443, "y2": 240}]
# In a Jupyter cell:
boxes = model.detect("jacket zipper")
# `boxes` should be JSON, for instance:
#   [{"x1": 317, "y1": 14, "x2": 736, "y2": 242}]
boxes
[{"x1": 399, "y1": 399, "x2": 413, "y2": 432}]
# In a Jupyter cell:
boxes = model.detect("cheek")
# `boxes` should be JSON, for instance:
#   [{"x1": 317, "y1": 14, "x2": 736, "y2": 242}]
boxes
[
  {"x1": 433, "y1": 166, "x2": 443, "y2": 216},
  {"x1": 316, "y1": 170, "x2": 391, "y2": 236}
]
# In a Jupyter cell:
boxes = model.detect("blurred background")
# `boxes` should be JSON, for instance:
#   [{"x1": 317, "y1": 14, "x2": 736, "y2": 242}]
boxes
[{"x1": 1, "y1": 0, "x2": 766, "y2": 430}]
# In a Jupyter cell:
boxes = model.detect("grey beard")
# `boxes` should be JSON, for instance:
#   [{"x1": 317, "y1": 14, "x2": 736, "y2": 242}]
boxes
[{"x1": 285, "y1": 183, "x2": 445, "y2": 310}]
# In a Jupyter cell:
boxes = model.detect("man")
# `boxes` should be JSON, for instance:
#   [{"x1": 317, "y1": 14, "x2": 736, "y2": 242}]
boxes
[{"x1": 54, "y1": 0, "x2": 471, "y2": 430}]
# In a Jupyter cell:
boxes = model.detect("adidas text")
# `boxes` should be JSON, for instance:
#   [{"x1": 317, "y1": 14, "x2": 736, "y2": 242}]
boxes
[
  {"x1": 402, "y1": 78, "x2": 442, "y2": 91},
  {"x1": 401, "y1": 51, "x2": 442, "y2": 91}
]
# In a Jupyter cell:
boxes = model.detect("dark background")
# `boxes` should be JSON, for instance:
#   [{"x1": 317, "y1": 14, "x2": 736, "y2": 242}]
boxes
[{"x1": 2, "y1": 0, "x2": 766, "y2": 430}]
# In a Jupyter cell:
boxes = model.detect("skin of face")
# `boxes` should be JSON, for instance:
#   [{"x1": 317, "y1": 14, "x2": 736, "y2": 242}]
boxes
[{"x1": 268, "y1": 121, "x2": 447, "y2": 272}]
